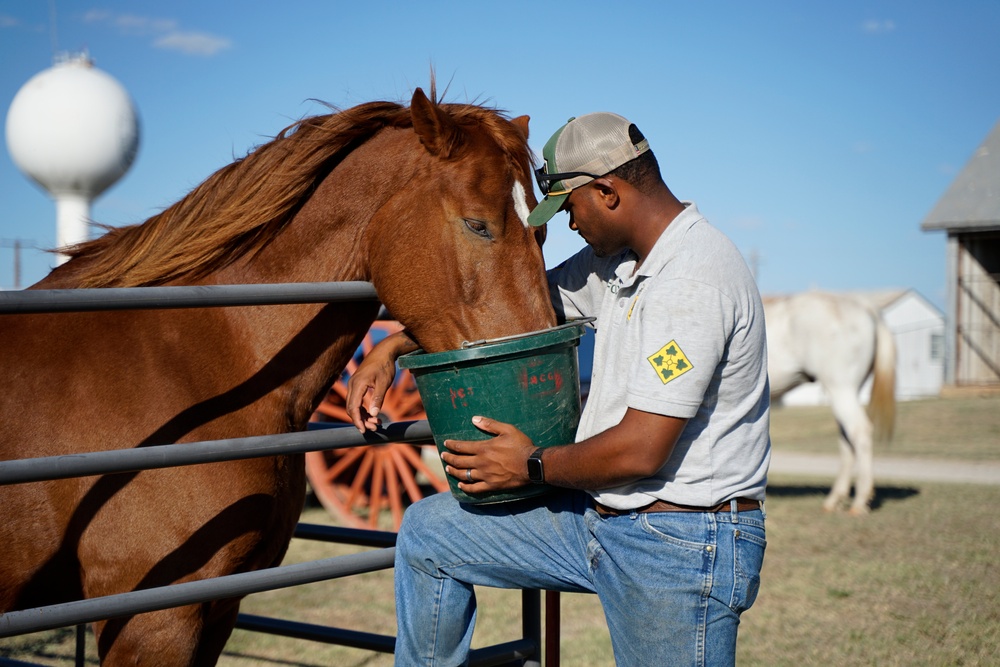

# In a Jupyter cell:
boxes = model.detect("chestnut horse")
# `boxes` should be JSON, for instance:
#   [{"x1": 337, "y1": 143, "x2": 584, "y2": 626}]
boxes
[
  {"x1": 0, "y1": 88, "x2": 555, "y2": 665},
  {"x1": 765, "y1": 292, "x2": 896, "y2": 515}
]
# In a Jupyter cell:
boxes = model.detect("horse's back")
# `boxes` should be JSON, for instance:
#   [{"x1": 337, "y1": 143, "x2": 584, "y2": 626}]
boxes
[{"x1": 765, "y1": 292, "x2": 879, "y2": 397}]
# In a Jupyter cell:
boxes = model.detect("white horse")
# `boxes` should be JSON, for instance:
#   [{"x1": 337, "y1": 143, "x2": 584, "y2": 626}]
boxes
[{"x1": 765, "y1": 292, "x2": 896, "y2": 515}]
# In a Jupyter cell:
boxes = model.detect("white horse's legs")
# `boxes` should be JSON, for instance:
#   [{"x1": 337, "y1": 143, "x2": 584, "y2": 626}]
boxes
[
  {"x1": 825, "y1": 430, "x2": 855, "y2": 512},
  {"x1": 849, "y1": 433, "x2": 875, "y2": 516},
  {"x1": 827, "y1": 390, "x2": 875, "y2": 515}
]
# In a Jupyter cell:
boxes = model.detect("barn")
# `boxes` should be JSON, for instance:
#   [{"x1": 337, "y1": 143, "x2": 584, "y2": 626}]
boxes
[{"x1": 922, "y1": 120, "x2": 1000, "y2": 389}]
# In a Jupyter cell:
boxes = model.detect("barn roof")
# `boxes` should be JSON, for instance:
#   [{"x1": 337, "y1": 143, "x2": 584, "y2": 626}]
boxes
[{"x1": 922, "y1": 119, "x2": 1000, "y2": 233}]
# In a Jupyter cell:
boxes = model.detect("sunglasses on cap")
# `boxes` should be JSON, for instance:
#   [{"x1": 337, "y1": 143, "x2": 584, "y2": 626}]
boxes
[{"x1": 534, "y1": 166, "x2": 602, "y2": 197}]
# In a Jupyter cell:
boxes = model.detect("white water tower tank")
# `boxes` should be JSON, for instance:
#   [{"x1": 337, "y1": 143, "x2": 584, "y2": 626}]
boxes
[{"x1": 6, "y1": 53, "x2": 139, "y2": 262}]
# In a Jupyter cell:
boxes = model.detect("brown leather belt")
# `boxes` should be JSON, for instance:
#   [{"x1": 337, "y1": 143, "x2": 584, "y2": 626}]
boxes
[{"x1": 593, "y1": 497, "x2": 761, "y2": 516}]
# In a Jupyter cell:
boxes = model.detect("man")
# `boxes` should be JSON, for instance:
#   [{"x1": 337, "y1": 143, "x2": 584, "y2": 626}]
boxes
[{"x1": 347, "y1": 112, "x2": 770, "y2": 666}]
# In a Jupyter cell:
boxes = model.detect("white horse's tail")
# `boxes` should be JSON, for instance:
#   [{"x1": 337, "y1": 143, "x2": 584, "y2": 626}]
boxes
[{"x1": 867, "y1": 313, "x2": 896, "y2": 442}]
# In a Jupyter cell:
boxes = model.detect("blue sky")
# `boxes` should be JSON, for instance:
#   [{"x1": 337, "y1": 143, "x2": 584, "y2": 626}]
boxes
[{"x1": 2, "y1": 1, "x2": 998, "y2": 309}]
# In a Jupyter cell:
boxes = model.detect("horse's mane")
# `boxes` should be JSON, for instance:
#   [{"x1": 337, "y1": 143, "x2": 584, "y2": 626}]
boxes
[{"x1": 64, "y1": 94, "x2": 533, "y2": 288}]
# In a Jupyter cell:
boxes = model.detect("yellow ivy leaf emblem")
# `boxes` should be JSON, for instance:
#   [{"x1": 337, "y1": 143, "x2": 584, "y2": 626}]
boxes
[{"x1": 647, "y1": 340, "x2": 693, "y2": 385}]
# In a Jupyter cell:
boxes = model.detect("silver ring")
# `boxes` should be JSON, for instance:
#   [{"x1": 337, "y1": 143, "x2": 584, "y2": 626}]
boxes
[{"x1": 466, "y1": 468, "x2": 473, "y2": 482}]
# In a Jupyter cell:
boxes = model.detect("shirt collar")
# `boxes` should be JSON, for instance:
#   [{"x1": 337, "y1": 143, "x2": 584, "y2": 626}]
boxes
[
  {"x1": 608, "y1": 202, "x2": 703, "y2": 289},
  {"x1": 634, "y1": 201, "x2": 703, "y2": 279}
]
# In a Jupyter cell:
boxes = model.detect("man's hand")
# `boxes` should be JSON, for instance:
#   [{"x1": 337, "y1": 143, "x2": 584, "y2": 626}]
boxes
[
  {"x1": 441, "y1": 416, "x2": 537, "y2": 493},
  {"x1": 345, "y1": 330, "x2": 418, "y2": 433},
  {"x1": 448, "y1": 408, "x2": 687, "y2": 492}
]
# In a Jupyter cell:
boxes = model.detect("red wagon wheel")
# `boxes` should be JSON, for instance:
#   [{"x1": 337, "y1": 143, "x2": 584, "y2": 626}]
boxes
[{"x1": 305, "y1": 321, "x2": 448, "y2": 530}]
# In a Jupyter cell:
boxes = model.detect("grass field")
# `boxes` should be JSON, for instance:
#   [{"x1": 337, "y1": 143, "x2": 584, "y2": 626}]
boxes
[
  {"x1": 768, "y1": 393, "x2": 1000, "y2": 461},
  {"x1": 3, "y1": 395, "x2": 999, "y2": 665}
]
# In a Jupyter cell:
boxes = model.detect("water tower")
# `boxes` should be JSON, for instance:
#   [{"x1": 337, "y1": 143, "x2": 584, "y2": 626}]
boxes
[{"x1": 6, "y1": 53, "x2": 140, "y2": 263}]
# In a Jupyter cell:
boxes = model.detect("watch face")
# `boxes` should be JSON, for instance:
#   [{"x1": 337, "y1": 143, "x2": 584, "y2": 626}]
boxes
[{"x1": 527, "y1": 451, "x2": 544, "y2": 483}]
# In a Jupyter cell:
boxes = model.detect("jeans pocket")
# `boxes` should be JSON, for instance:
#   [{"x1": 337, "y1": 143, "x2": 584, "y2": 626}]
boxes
[
  {"x1": 639, "y1": 513, "x2": 711, "y2": 551},
  {"x1": 730, "y1": 527, "x2": 766, "y2": 613}
]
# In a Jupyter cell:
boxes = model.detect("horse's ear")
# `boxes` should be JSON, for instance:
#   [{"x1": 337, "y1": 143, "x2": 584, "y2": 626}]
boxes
[
  {"x1": 411, "y1": 87, "x2": 463, "y2": 158},
  {"x1": 511, "y1": 115, "x2": 530, "y2": 142}
]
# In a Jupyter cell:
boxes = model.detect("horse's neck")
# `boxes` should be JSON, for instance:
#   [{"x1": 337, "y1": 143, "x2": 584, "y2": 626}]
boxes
[
  {"x1": 201, "y1": 133, "x2": 413, "y2": 429},
  {"x1": 206, "y1": 248, "x2": 378, "y2": 431},
  {"x1": 222, "y1": 127, "x2": 417, "y2": 287},
  {"x1": 212, "y1": 125, "x2": 423, "y2": 354}
]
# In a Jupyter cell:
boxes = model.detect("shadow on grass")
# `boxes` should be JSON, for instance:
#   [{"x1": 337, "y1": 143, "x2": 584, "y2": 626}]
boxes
[
  {"x1": 766, "y1": 483, "x2": 920, "y2": 510},
  {"x1": 0, "y1": 626, "x2": 98, "y2": 666},
  {"x1": 221, "y1": 650, "x2": 385, "y2": 667}
]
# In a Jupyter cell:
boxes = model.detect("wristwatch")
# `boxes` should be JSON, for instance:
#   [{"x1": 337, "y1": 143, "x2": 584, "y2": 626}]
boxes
[{"x1": 526, "y1": 448, "x2": 545, "y2": 484}]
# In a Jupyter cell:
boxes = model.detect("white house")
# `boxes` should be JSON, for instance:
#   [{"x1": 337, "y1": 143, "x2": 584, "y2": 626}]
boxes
[{"x1": 779, "y1": 289, "x2": 945, "y2": 405}]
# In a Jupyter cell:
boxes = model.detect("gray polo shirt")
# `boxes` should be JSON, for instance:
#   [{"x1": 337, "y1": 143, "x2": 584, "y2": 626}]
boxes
[{"x1": 548, "y1": 203, "x2": 770, "y2": 508}]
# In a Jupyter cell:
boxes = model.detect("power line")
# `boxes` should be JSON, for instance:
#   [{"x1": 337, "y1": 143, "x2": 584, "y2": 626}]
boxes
[{"x1": 1, "y1": 239, "x2": 36, "y2": 289}]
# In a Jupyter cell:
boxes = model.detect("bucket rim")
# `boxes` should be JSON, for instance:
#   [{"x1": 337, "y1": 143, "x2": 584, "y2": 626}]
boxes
[
  {"x1": 398, "y1": 318, "x2": 592, "y2": 370},
  {"x1": 460, "y1": 317, "x2": 594, "y2": 349}
]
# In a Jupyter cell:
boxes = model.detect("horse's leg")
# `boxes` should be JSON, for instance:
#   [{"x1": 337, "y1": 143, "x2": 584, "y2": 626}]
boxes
[
  {"x1": 825, "y1": 428, "x2": 856, "y2": 513},
  {"x1": 193, "y1": 598, "x2": 243, "y2": 666},
  {"x1": 93, "y1": 598, "x2": 242, "y2": 666},
  {"x1": 80, "y1": 459, "x2": 304, "y2": 665},
  {"x1": 94, "y1": 605, "x2": 203, "y2": 667},
  {"x1": 847, "y1": 425, "x2": 875, "y2": 516},
  {"x1": 826, "y1": 390, "x2": 874, "y2": 515},
  {"x1": 0, "y1": 484, "x2": 85, "y2": 615}
]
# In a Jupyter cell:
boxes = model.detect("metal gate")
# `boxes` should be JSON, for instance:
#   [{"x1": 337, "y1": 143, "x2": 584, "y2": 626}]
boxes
[{"x1": 0, "y1": 282, "x2": 547, "y2": 667}]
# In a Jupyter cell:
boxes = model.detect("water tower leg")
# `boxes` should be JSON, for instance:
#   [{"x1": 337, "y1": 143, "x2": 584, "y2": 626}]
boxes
[{"x1": 55, "y1": 193, "x2": 91, "y2": 263}]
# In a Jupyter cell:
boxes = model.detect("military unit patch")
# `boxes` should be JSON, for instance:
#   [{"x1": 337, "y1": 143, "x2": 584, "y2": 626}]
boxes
[{"x1": 647, "y1": 340, "x2": 693, "y2": 384}]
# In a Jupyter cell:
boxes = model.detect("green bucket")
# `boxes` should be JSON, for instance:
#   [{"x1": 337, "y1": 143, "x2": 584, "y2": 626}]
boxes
[{"x1": 398, "y1": 321, "x2": 588, "y2": 504}]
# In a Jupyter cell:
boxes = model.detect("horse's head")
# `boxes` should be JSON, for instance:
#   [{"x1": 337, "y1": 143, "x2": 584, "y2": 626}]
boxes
[
  {"x1": 55, "y1": 87, "x2": 558, "y2": 354},
  {"x1": 363, "y1": 89, "x2": 556, "y2": 352}
]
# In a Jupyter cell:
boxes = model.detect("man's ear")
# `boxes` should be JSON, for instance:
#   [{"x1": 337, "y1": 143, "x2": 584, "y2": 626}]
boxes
[{"x1": 592, "y1": 177, "x2": 621, "y2": 210}]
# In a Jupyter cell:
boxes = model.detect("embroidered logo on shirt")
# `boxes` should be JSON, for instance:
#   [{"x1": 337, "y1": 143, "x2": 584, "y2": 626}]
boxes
[
  {"x1": 647, "y1": 340, "x2": 693, "y2": 384},
  {"x1": 626, "y1": 282, "x2": 648, "y2": 321}
]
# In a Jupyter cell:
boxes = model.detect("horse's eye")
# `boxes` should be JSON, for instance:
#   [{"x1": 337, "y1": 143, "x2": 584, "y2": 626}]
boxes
[{"x1": 463, "y1": 219, "x2": 493, "y2": 240}]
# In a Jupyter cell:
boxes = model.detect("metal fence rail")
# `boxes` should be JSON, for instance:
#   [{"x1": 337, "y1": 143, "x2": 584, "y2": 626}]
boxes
[
  {"x1": 0, "y1": 281, "x2": 378, "y2": 314},
  {"x1": 0, "y1": 549, "x2": 396, "y2": 639},
  {"x1": 234, "y1": 611, "x2": 539, "y2": 667},
  {"x1": 0, "y1": 421, "x2": 433, "y2": 486}
]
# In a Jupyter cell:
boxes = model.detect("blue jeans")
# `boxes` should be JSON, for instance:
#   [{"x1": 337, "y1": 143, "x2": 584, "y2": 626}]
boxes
[{"x1": 393, "y1": 489, "x2": 766, "y2": 666}]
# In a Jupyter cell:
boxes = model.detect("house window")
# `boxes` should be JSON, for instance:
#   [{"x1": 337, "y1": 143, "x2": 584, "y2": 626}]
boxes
[{"x1": 930, "y1": 333, "x2": 944, "y2": 361}]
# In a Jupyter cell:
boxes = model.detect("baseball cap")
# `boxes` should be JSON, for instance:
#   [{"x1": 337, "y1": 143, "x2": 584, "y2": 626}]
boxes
[{"x1": 528, "y1": 112, "x2": 651, "y2": 227}]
